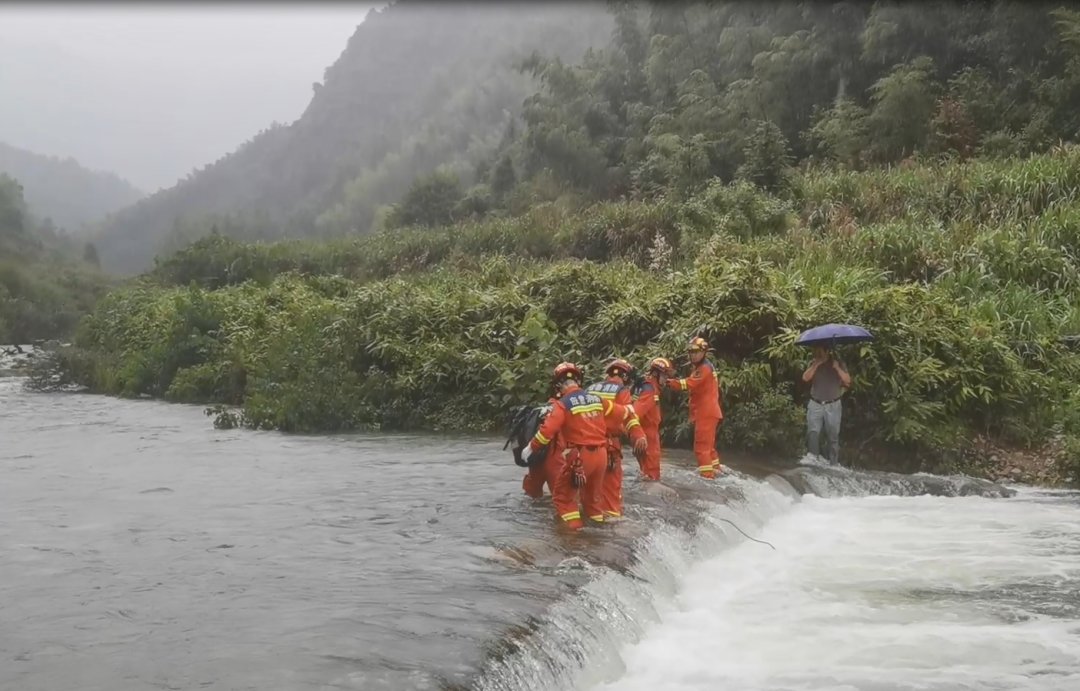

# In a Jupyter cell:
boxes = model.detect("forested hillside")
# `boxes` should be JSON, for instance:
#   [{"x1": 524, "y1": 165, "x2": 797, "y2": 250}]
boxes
[
  {"x1": 0, "y1": 175, "x2": 112, "y2": 342},
  {"x1": 97, "y1": 2, "x2": 1080, "y2": 275},
  {"x1": 94, "y1": 1, "x2": 613, "y2": 273},
  {"x1": 0, "y1": 142, "x2": 143, "y2": 233},
  {"x1": 423, "y1": 1, "x2": 1080, "y2": 218}
]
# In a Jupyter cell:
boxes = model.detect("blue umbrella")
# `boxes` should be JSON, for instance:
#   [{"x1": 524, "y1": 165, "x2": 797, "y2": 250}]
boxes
[{"x1": 795, "y1": 323, "x2": 874, "y2": 347}]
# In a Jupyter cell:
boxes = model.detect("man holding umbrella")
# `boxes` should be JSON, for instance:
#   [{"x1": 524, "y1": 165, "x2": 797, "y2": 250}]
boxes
[
  {"x1": 802, "y1": 346, "x2": 850, "y2": 463},
  {"x1": 796, "y1": 324, "x2": 870, "y2": 464}
]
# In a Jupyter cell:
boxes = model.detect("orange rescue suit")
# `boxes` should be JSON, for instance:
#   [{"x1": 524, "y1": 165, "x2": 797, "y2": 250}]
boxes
[
  {"x1": 528, "y1": 384, "x2": 643, "y2": 530},
  {"x1": 632, "y1": 377, "x2": 663, "y2": 481},
  {"x1": 668, "y1": 358, "x2": 723, "y2": 478},
  {"x1": 522, "y1": 397, "x2": 563, "y2": 499},
  {"x1": 588, "y1": 377, "x2": 636, "y2": 518}
]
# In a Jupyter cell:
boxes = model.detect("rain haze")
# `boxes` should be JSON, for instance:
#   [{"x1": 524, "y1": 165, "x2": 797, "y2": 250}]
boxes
[{"x1": 0, "y1": 3, "x2": 379, "y2": 192}]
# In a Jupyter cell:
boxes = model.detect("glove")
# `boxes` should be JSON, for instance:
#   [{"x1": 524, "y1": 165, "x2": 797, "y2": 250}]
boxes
[
  {"x1": 632, "y1": 437, "x2": 647, "y2": 461},
  {"x1": 512, "y1": 446, "x2": 528, "y2": 468}
]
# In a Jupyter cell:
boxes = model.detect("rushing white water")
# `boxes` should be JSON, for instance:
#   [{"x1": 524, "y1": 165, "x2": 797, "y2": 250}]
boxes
[
  {"x1": 602, "y1": 488, "x2": 1080, "y2": 691},
  {"x1": 474, "y1": 473, "x2": 798, "y2": 691}
]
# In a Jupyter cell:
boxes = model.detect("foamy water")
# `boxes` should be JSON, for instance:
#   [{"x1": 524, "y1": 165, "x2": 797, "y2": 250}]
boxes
[{"x1": 603, "y1": 489, "x2": 1080, "y2": 691}]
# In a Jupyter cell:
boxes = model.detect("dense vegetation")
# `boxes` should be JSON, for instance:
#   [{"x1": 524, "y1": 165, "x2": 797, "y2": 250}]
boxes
[
  {"x1": 0, "y1": 174, "x2": 113, "y2": 343},
  {"x1": 0, "y1": 142, "x2": 143, "y2": 233},
  {"x1": 95, "y1": 1, "x2": 1080, "y2": 276},
  {"x1": 42, "y1": 150, "x2": 1080, "y2": 481},
  {"x1": 382, "y1": 1, "x2": 1080, "y2": 228},
  {"x1": 93, "y1": 3, "x2": 613, "y2": 273}
]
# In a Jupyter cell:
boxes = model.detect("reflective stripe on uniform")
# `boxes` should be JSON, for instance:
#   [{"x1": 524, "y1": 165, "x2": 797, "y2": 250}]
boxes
[
  {"x1": 698, "y1": 466, "x2": 714, "y2": 474},
  {"x1": 604, "y1": 511, "x2": 621, "y2": 517},
  {"x1": 533, "y1": 431, "x2": 549, "y2": 445},
  {"x1": 625, "y1": 417, "x2": 641, "y2": 430},
  {"x1": 571, "y1": 403, "x2": 603, "y2": 415},
  {"x1": 592, "y1": 391, "x2": 617, "y2": 400},
  {"x1": 561, "y1": 511, "x2": 581, "y2": 522},
  {"x1": 679, "y1": 379, "x2": 689, "y2": 390},
  {"x1": 589, "y1": 514, "x2": 605, "y2": 522}
]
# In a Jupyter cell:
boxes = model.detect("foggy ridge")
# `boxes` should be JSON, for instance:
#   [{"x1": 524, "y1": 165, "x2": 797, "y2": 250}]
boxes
[
  {"x1": 93, "y1": 2, "x2": 612, "y2": 274},
  {"x1": 0, "y1": 142, "x2": 144, "y2": 235}
]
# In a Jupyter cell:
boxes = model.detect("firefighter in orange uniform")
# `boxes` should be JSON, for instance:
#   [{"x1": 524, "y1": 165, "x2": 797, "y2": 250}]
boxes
[
  {"x1": 633, "y1": 357, "x2": 672, "y2": 481},
  {"x1": 521, "y1": 394, "x2": 563, "y2": 499},
  {"x1": 667, "y1": 337, "x2": 724, "y2": 478},
  {"x1": 527, "y1": 362, "x2": 646, "y2": 530},
  {"x1": 587, "y1": 359, "x2": 637, "y2": 519}
]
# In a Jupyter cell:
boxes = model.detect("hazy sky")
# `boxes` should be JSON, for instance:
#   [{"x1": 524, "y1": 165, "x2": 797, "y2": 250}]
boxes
[{"x1": 0, "y1": 3, "x2": 379, "y2": 192}]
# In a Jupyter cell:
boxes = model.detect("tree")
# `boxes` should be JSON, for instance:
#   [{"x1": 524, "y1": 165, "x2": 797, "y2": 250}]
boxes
[
  {"x1": 83, "y1": 242, "x2": 101, "y2": 267},
  {"x1": 928, "y1": 97, "x2": 978, "y2": 159},
  {"x1": 490, "y1": 154, "x2": 517, "y2": 200},
  {"x1": 454, "y1": 184, "x2": 493, "y2": 220},
  {"x1": 1053, "y1": 7, "x2": 1080, "y2": 54},
  {"x1": 805, "y1": 98, "x2": 870, "y2": 169},
  {"x1": 946, "y1": 68, "x2": 1007, "y2": 137},
  {"x1": 868, "y1": 57, "x2": 938, "y2": 162},
  {"x1": 0, "y1": 174, "x2": 27, "y2": 239},
  {"x1": 737, "y1": 120, "x2": 792, "y2": 191},
  {"x1": 385, "y1": 169, "x2": 465, "y2": 229}
]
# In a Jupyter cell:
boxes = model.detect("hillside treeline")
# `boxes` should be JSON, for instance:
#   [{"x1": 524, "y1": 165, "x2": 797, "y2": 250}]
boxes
[
  {"x1": 382, "y1": 2, "x2": 1080, "y2": 229},
  {"x1": 97, "y1": 2, "x2": 1080, "y2": 273},
  {"x1": 93, "y1": 3, "x2": 613, "y2": 272},
  {"x1": 0, "y1": 174, "x2": 112, "y2": 343}
]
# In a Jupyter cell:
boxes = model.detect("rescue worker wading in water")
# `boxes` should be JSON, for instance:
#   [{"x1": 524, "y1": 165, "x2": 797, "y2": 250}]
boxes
[
  {"x1": 633, "y1": 357, "x2": 673, "y2": 481},
  {"x1": 587, "y1": 359, "x2": 640, "y2": 520},
  {"x1": 521, "y1": 391, "x2": 563, "y2": 499},
  {"x1": 527, "y1": 362, "x2": 647, "y2": 531},
  {"x1": 668, "y1": 337, "x2": 725, "y2": 478}
]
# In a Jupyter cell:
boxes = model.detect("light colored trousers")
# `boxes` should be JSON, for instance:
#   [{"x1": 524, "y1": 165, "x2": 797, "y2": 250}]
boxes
[{"x1": 806, "y1": 399, "x2": 841, "y2": 463}]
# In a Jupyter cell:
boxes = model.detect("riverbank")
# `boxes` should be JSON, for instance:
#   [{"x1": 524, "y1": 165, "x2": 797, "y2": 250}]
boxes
[
  {"x1": 0, "y1": 344, "x2": 39, "y2": 377},
  {"x1": 969, "y1": 435, "x2": 1077, "y2": 488},
  {"x1": 30, "y1": 151, "x2": 1080, "y2": 483}
]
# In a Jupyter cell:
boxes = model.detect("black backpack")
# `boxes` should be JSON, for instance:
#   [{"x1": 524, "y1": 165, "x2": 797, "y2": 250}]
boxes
[{"x1": 503, "y1": 403, "x2": 554, "y2": 467}]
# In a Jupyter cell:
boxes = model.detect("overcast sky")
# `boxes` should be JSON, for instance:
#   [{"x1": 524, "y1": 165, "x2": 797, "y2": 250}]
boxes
[{"x1": 0, "y1": 3, "x2": 379, "y2": 192}]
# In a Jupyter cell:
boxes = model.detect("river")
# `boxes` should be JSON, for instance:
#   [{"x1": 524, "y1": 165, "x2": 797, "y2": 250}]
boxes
[{"x1": 1, "y1": 374, "x2": 1078, "y2": 691}]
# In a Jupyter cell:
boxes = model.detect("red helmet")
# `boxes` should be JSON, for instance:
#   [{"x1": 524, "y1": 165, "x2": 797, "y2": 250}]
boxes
[
  {"x1": 552, "y1": 361, "x2": 583, "y2": 384},
  {"x1": 605, "y1": 358, "x2": 634, "y2": 379},
  {"x1": 687, "y1": 336, "x2": 709, "y2": 353},
  {"x1": 647, "y1": 357, "x2": 674, "y2": 375}
]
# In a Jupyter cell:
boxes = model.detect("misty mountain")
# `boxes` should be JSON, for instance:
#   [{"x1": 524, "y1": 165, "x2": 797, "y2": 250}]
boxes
[
  {"x1": 94, "y1": 1, "x2": 612, "y2": 273},
  {"x1": 0, "y1": 142, "x2": 143, "y2": 234},
  {"x1": 0, "y1": 173, "x2": 111, "y2": 342}
]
